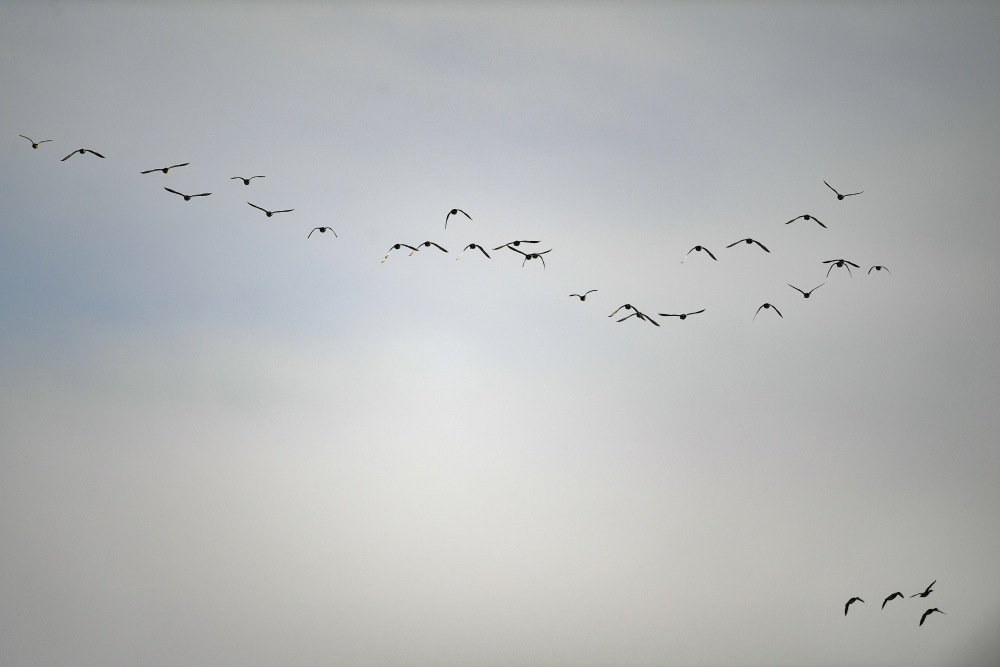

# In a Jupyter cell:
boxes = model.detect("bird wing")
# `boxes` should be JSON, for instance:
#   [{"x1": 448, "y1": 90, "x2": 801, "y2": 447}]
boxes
[
  {"x1": 704, "y1": 247, "x2": 717, "y2": 260},
  {"x1": 752, "y1": 239, "x2": 770, "y2": 252},
  {"x1": 169, "y1": 163, "x2": 190, "y2": 169},
  {"x1": 248, "y1": 202, "x2": 268, "y2": 212},
  {"x1": 868, "y1": 266, "x2": 875, "y2": 274},
  {"x1": 584, "y1": 289, "x2": 597, "y2": 295},
  {"x1": 251, "y1": 176, "x2": 265, "y2": 179},
  {"x1": 231, "y1": 176, "x2": 243, "y2": 180},
  {"x1": 754, "y1": 304, "x2": 765, "y2": 320},
  {"x1": 140, "y1": 168, "x2": 159, "y2": 174},
  {"x1": 538, "y1": 254, "x2": 546, "y2": 268},
  {"x1": 428, "y1": 242, "x2": 447, "y2": 252},
  {"x1": 458, "y1": 209, "x2": 471, "y2": 219},
  {"x1": 726, "y1": 239, "x2": 743, "y2": 248},
  {"x1": 813, "y1": 217, "x2": 827, "y2": 228},
  {"x1": 457, "y1": 245, "x2": 472, "y2": 259},
  {"x1": 308, "y1": 228, "x2": 318, "y2": 238},
  {"x1": 493, "y1": 243, "x2": 510, "y2": 250},
  {"x1": 272, "y1": 209, "x2": 294, "y2": 214},
  {"x1": 824, "y1": 180, "x2": 840, "y2": 196},
  {"x1": 60, "y1": 151, "x2": 78, "y2": 161},
  {"x1": 192, "y1": 193, "x2": 211, "y2": 197},
  {"x1": 608, "y1": 305, "x2": 628, "y2": 318},
  {"x1": 920, "y1": 609, "x2": 931, "y2": 625},
  {"x1": 19, "y1": 135, "x2": 32, "y2": 142},
  {"x1": 785, "y1": 215, "x2": 803, "y2": 224},
  {"x1": 537, "y1": 249, "x2": 551, "y2": 255},
  {"x1": 38, "y1": 140, "x2": 52, "y2": 144},
  {"x1": 658, "y1": 313, "x2": 680, "y2": 317},
  {"x1": 788, "y1": 284, "x2": 806, "y2": 295},
  {"x1": 617, "y1": 313, "x2": 638, "y2": 322},
  {"x1": 164, "y1": 187, "x2": 185, "y2": 197},
  {"x1": 570, "y1": 294, "x2": 581, "y2": 298},
  {"x1": 773, "y1": 305, "x2": 783, "y2": 318},
  {"x1": 826, "y1": 264, "x2": 835, "y2": 277},
  {"x1": 330, "y1": 229, "x2": 338, "y2": 237},
  {"x1": 844, "y1": 191, "x2": 863, "y2": 197},
  {"x1": 845, "y1": 260, "x2": 860, "y2": 268},
  {"x1": 85, "y1": 150, "x2": 105, "y2": 158},
  {"x1": 477, "y1": 246, "x2": 491, "y2": 258},
  {"x1": 687, "y1": 309, "x2": 706, "y2": 316},
  {"x1": 641, "y1": 312, "x2": 660, "y2": 326},
  {"x1": 810, "y1": 283, "x2": 826, "y2": 293},
  {"x1": 681, "y1": 247, "x2": 695, "y2": 262}
]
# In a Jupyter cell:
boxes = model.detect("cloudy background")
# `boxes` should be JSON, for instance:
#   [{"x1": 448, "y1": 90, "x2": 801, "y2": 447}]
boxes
[{"x1": 2, "y1": 2, "x2": 999, "y2": 665}]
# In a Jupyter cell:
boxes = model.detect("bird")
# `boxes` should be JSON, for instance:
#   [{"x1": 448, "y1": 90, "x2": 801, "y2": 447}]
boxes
[
  {"x1": 248, "y1": 202, "x2": 293, "y2": 217},
  {"x1": 231, "y1": 176, "x2": 265, "y2": 185},
  {"x1": 726, "y1": 238, "x2": 770, "y2": 252},
  {"x1": 823, "y1": 259, "x2": 860, "y2": 277},
  {"x1": 445, "y1": 208, "x2": 471, "y2": 228},
  {"x1": 408, "y1": 241, "x2": 448, "y2": 255},
  {"x1": 785, "y1": 214, "x2": 826, "y2": 228},
  {"x1": 60, "y1": 148, "x2": 105, "y2": 161},
  {"x1": 868, "y1": 265, "x2": 891, "y2": 275},
  {"x1": 164, "y1": 187, "x2": 211, "y2": 201},
  {"x1": 19, "y1": 135, "x2": 52, "y2": 149},
  {"x1": 845, "y1": 597, "x2": 864, "y2": 616},
  {"x1": 919, "y1": 608, "x2": 945, "y2": 626},
  {"x1": 882, "y1": 592, "x2": 905, "y2": 609},
  {"x1": 788, "y1": 283, "x2": 825, "y2": 298},
  {"x1": 382, "y1": 243, "x2": 419, "y2": 262},
  {"x1": 508, "y1": 247, "x2": 551, "y2": 268},
  {"x1": 824, "y1": 180, "x2": 863, "y2": 200},
  {"x1": 307, "y1": 227, "x2": 337, "y2": 238},
  {"x1": 754, "y1": 303, "x2": 783, "y2": 320},
  {"x1": 140, "y1": 163, "x2": 189, "y2": 174},
  {"x1": 681, "y1": 245, "x2": 717, "y2": 262},
  {"x1": 617, "y1": 311, "x2": 660, "y2": 326},
  {"x1": 457, "y1": 243, "x2": 491, "y2": 260},
  {"x1": 911, "y1": 581, "x2": 936, "y2": 598},
  {"x1": 569, "y1": 290, "x2": 598, "y2": 301},
  {"x1": 493, "y1": 240, "x2": 540, "y2": 250},
  {"x1": 658, "y1": 309, "x2": 705, "y2": 320}
]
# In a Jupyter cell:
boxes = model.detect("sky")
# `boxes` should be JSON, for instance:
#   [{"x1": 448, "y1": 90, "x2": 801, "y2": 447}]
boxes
[{"x1": 1, "y1": 2, "x2": 999, "y2": 666}]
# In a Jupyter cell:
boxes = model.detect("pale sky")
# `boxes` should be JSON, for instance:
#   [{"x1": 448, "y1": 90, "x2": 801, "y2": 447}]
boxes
[{"x1": 2, "y1": 3, "x2": 999, "y2": 666}]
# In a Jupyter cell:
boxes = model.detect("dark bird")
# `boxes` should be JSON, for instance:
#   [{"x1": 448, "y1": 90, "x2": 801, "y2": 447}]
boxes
[
  {"x1": 409, "y1": 241, "x2": 449, "y2": 255},
  {"x1": 457, "y1": 243, "x2": 490, "y2": 260},
  {"x1": 19, "y1": 135, "x2": 52, "y2": 149},
  {"x1": 61, "y1": 148, "x2": 105, "y2": 161},
  {"x1": 141, "y1": 163, "x2": 189, "y2": 174},
  {"x1": 493, "y1": 240, "x2": 540, "y2": 250},
  {"x1": 617, "y1": 310, "x2": 660, "y2": 326},
  {"x1": 308, "y1": 227, "x2": 337, "y2": 238},
  {"x1": 869, "y1": 265, "x2": 891, "y2": 275},
  {"x1": 788, "y1": 283, "x2": 825, "y2": 298},
  {"x1": 382, "y1": 243, "x2": 419, "y2": 263},
  {"x1": 658, "y1": 309, "x2": 705, "y2": 320},
  {"x1": 911, "y1": 581, "x2": 936, "y2": 598},
  {"x1": 726, "y1": 238, "x2": 770, "y2": 253},
  {"x1": 824, "y1": 180, "x2": 863, "y2": 200},
  {"x1": 509, "y1": 247, "x2": 551, "y2": 268},
  {"x1": 231, "y1": 176, "x2": 265, "y2": 185},
  {"x1": 845, "y1": 597, "x2": 865, "y2": 616},
  {"x1": 164, "y1": 187, "x2": 211, "y2": 201},
  {"x1": 248, "y1": 202, "x2": 293, "y2": 217},
  {"x1": 882, "y1": 592, "x2": 905, "y2": 609},
  {"x1": 823, "y1": 259, "x2": 860, "y2": 277},
  {"x1": 445, "y1": 208, "x2": 471, "y2": 228},
  {"x1": 754, "y1": 303, "x2": 783, "y2": 320},
  {"x1": 570, "y1": 290, "x2": 598, "y2": 301},
  {"x1": 919, "y1": 608, "x2": 945, "y2": 626},
  {"x1": 786, "y1": 214, "x2": 826, "y2": 228},
  {"x1": 682, "y1": 245, "x2": 717, "y2": 262}
]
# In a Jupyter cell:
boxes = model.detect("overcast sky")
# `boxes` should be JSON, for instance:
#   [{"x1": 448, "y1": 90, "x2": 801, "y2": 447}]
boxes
[{"x1": 2, "y1": 2, "x2": 999, "y2": 666}]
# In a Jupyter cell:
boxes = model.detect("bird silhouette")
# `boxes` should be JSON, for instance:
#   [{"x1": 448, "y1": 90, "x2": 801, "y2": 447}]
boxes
[
  {"x1": 509, "y1": 247, "x2": 551, "y2": 268},
  {"x1": 845, "y1": 597, "x2": 864, "y2": 616},
  {"x1": 569, "y1": 290, "x2": 598, "y2": 301},
  {"x1": 754, "y1": 303, "x2": 782, "y2": 320},
  {"x1": 141, "y1": 163, "x2": 189, "y2": 174},
  {"x1": 726, "y1": 238, "x2": 770, "y2": 252},
  {"x1": 61, "y1": 148, "x2": 105, "y2": 161},
  {"x1": 882, "y1": 592, "x2": 905, "y2": 609},
  {"x1": 911, "y1": 581, "x2": 936, "y2": 598},
  {"x1": 456, "y1": 243, "x2": 491, "y2": 260},
  {"x1": 164, "y1": 187, "x2": 211, "y2": 201},
  {"x1": 658, "y1": 309, "x2": 705, "y2": 320},
  {"x1": 823, "y1": 259, "x2": 860, "y2": 277},
  {"x1": 382, "y1": 243, "x2": 419, "y2": 262},
  {"x1": 248, "y1": 202, "x2": 293, "y2": 217},
  {"x1": 493, "y1": 240, "x2": 540, "y2": 250},
  {"x1": 308, "y1": 227, "x2": 337, "y2": 238},
  {"x1": 445, "y1": 208, "x2": 471, "y2": 228},
  {"x1": 786, "y1": 214, "x2": 826, "y2": 228},
  {"x1": 617, "y1": 311, "x2": 660, "y2": 326},
  {"x1": 919, "y1": 608, "x2": 945, "y2": 626},
  {"x1": 682, "y1": 245, "x2": 717, "y2": 262},
  {"x1": 408, "y1": 241, "x2": 448, "y2": 256},
  {"x1": 231, "y1": 176, "x2": 265, "y2": 185},
  {"x1": 868, "y1": 265, "x2": 891, "y2": 275},
  {"x1": 19, "y1": 135, "x2": 52, "y2": 149},
  {"x1": 788, "y1": 283, "x2": 825, "y2": 298},
  {"x1": 824, "y1": 180, "x2": 863, "y2": 200}
]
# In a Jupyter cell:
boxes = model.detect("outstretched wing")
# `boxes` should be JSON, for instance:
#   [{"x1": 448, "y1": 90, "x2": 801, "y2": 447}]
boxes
[
  {"x1": 686, "y1": 309, "x2": 706, "y2": 316},
  {"x1": 788, "y1": 284, "x2": 806, "y2": 295},
  {"x1": 752, "y1": 239, "x2": 770, "y2": 252},
  {"x1": 60, "y1": 150, "x2": 78, "y2": 161},
  {"x1": 140, "y1": 168, "x2": 160, "y2": 174},
  {"x1": 703, "y1": 247, "x2": 717, "y2": 261},
  {"x1": 726, "y1": 239, "x2": 743, "y2": 248},
  {"x1": 169, "y1": 163, "x2": 190, "y2": 170},
  {"x1": 164, "y1": 187, "x2": 185, "y2": 197},
  {"x1": 813, "y1": 217, "x2": 827, "y2": 228},
  {"x1": 824, "y1": 180, "x2": 840, "y2": 196},
  {"x1": 248, "y1": 202, "x2": 268, "y2": 213},
  {"x1": 272, "y1": 209, "x2": 294, "y2": 214},
  {"x1": 785, "y1": 215, "x2": 804, "y2": 224},
  {"x1": 84, "y1": 150, "x2": 105, "y2": 158}
]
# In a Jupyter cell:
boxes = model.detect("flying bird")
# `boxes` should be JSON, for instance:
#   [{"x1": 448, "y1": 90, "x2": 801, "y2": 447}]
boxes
[
  {"x1": 409, "y1": 241, "x2": 448, "y2": 255},
  {"x1": 164, "y1": 187, "x2": 211, "y2": 201},
  {"x1": 869, "y1": 265, "x2": 891, "y2": 275},
  {"x1": 382, "y1": 243, "x2": 419, "y2": 262},
  {"x1": 788, "y1": 283, "x2": 825, "y2": 298},
  {"x1": 248, "y1": 202, "x2": 293, "y2": 217},
  {"x1": 911, "y1": 581, "x2": 936, "y2": 598},
  {"x1": 445, "y1": 208, "x2": 471, "y2": 228},
  {"x1": 845, "y1": 597, "x2": 864, "y2": 616},
  {"x1": 726, "y1": 238, "x2": 770, "y2": 252},
  {"x1": 140, "y1": 163, "x2": 189, "y2": 174},
  {"x1": 785, "y1": 214, "x2": 826, "y2": 228},
  {"x1": 509, "y1": 247, "x2": 551, "y2": 268},
  {"x1": 569, "y1": 290, "x2": 598, "y2": 301},
  {"x1": 882, "y1": 592, "x2": 905, "y2": 609},
  {"x1": 307, "y1": 227, "x2": 337, "y2": 238},
  {"x1": 19, "y1": 135, "x2": 52, "y2": 149},
  {"x1": 231, "y1": 176, "x2": 265, "y2": 185},
  {"x1": 493, "y1": 240, "x2": 540, "y2": 250},
  {"x1": 824, "y1": 180, "x2": 863, "y2": 200},
  {"x1": 456, "y1": 243, "x2": 491, "y2": 260},
  {"x1": 61, "y1": 148, "x2": 105, "y2": 161},
  {"x1": 919, "y1": 608, "x2": 945, "y2": 626},
  {"x1": 754, "y1": 303, "x2": 783, "y2": 320},
  {"x1": 823, "y1": 259, "x2": 860, "y2": 277},
  {"x1": 658, "y1": 309, "x2": 705, "y2": 320},
  {"x1": 681, "y1": 245, "x2": 717, "y2": 262}
]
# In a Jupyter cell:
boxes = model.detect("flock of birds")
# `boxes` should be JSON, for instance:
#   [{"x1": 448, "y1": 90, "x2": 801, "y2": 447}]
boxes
[{"x1": 845, "y1": 580, "x2": 946, "y2": 627}]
